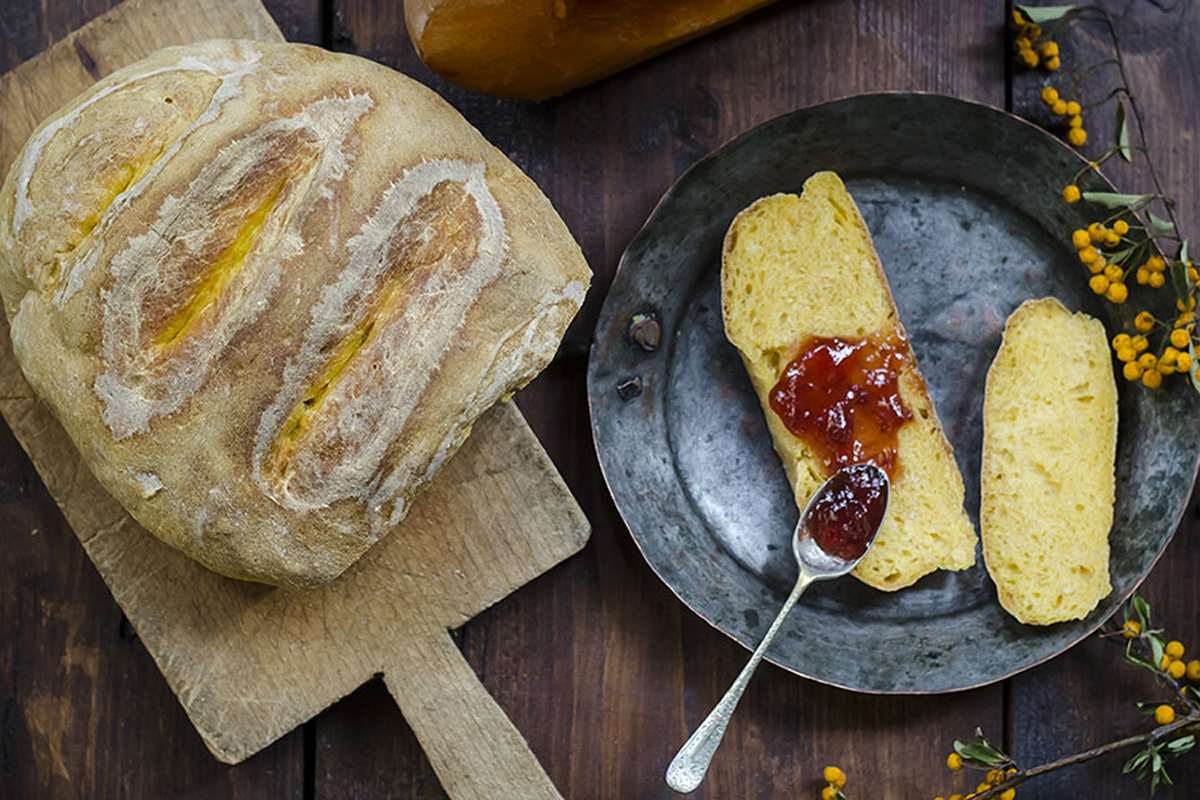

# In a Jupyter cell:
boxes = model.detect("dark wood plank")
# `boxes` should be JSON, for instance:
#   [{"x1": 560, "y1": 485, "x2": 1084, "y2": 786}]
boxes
[
  {"x1": 1009, "y1": 1, "x2": 1200, "y2": 796},
  {"x1": 263, "y1": 0, "x2": 323, "y2": 45},
  {"x1": 314, "y1": 680, "x2": 446, "y2": 799},
  {"x1": 330, "y1": 0, "x2": 1008, "y2": 357},
  {"x1": 314, "y1": 4, "x2": 1009, "y2": 797},
  {"x1": 13, "y1": 1, "x2": 1195, "y2": 798},
  {"x1": 0, "y1": 420, "x2": 306, "y2": 797},
  {"x1": 0, "y1": 0, "x2": 118, "y2": 71}
]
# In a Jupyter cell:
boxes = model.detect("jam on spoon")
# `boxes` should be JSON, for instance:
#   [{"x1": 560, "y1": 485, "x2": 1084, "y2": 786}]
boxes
[{"x1": 802, "y1": 463, "x2": 890, "y2": 561}]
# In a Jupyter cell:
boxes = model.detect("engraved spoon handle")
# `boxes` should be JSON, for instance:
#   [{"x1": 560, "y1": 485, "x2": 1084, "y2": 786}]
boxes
[{"x1": 665, "y1": 570, "x2": 816, "y2": 793}]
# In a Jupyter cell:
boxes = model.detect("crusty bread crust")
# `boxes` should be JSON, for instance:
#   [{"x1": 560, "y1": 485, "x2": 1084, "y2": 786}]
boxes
[
  {"x1": 981, "y1": 297, "x2": 1116, "y2": 624},
  {"x1": 0, "y1": 41, "x2": 590, "y2": 589},
  {"x1": 721, "y1": 171, "x2": 976, "y2": 591}
]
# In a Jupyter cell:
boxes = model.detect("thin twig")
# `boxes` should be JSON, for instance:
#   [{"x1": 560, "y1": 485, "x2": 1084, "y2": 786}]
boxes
[
  {"x1": 1079, "y1": 6, "x2": 1184, "y2": 242},
  {"x1": 969, "y1": 717, "x2": 1199, "y2": 799},
  {"x1": 1068, "y1": 56, "x2": 1119, "y2": 96},
  {"x1": 943, "y1": 618, "x2": 1200, "y2": 800},
  {"x1": 1100, "y1": 619, "x2": 1200, "y2": 715}
]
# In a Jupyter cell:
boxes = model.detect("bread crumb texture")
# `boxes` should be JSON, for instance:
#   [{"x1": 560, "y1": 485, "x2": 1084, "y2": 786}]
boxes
[
  {"x1": 721, "y1": 171, "x2": 976, "y2": 591},
  {"x1": 982, "y1": 297, "x2": 1116, "y2": 625}
]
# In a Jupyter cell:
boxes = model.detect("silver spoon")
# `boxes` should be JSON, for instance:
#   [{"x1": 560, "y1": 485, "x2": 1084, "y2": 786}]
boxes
[{"x1": 665, "y1": 463, "x2": 890, "y2": 794}]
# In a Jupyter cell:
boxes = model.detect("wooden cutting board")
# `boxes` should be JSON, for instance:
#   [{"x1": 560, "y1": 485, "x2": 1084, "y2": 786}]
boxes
[{"x1": 0, "y1": 1, "x2": 589, "y2": 798}]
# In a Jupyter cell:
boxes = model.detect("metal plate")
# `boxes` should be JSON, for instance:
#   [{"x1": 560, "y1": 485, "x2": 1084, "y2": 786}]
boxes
[{"x1": 587, "y1": 93, "x2": 1200, "y2": 694}]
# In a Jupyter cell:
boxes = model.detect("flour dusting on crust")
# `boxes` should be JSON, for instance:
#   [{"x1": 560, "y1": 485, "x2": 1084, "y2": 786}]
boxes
[
  {"x1": 253, "y1": 159, "x2": 507, "y2": 531},
  {"x1": 94, "y1": 92, "x2": 374, "y2": 439}
]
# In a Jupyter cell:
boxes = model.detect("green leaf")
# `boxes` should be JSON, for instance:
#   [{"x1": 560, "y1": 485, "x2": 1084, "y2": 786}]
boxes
[
  {"x1": 1107, "y1": 246, "x2": 1134, "y2": 264},
  {"x1": 1124, "y1": 748, "x2": 1150, "y2": 773},
  {"x1": 1166, "y1": 735, "x2": 1195, "y2": 755},
  {"x1": 1128, "y1": 745, "x2": 1159, "y2": 783},
  {"x1": 1125, "y1": 649, "x2": 1153, "y2": 668},
  {"x1": 1116, "y1": 101, "x2": 1131, "y2": 162},
  {"x1": 1152, "y1": 760, "x2": 1172, "y2": 795},
  {"x1": 1150, "y1": 634, "x2": 1165, "y2": 670},
  {"x1": 1082, "y1": 191, "x2": 1155, "y2": 209},
  {"x1": 954, "y1": 735, "x2": 1010, "y2": 767},
  {"x1": 1017, "y1": 4, "x2": 1076, "y2": 23},
  {"x1": 1171, "y1": 261, "x2": 1190, "y2": 303},
  {"x1": 1170, "y1": 252, "x2": 1189, "y2": 306},
  {"x1": 1133, "y1": 596, "x2": 1151, "y2": 630},
  {"x1": 1149, "y1": 211, "x2": 1176, "y2": 233},
  {"x1": 958, "y1": 745, "x2": 1008, "y2": 767},
  {"x1": 1135, "y1": 701, "x2": 1162, "y2": 714}
]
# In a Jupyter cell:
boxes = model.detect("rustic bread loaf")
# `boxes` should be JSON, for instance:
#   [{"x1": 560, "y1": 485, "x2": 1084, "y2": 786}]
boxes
[
  {"x1": 721, "y1": 171, "x2": 976, "y2": 591},
  {"x1": 405, "y1": 0, "x2": 777, "y2": 100},
  {"x1": 981, "y1": 297, "x2": 1116, "y2": 625},
  {"x1": 0, "y1": 40, "x2": 590, "y2": 589}
]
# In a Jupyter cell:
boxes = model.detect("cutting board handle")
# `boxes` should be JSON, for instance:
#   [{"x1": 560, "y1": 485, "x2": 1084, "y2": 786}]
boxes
[{"x1": 385, "y1": 627, "x2": 564, "y2": 800}]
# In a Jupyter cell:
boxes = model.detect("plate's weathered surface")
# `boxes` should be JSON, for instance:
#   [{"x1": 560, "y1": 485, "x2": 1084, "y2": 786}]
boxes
[{"x1": 588, "y1": 93, "x2": 1200, "y2": 693}]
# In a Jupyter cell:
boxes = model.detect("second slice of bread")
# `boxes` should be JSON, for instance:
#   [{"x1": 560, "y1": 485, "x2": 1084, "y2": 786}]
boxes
[
  {"x1": 981, "y1": 297, "x2": 1116, "y2": 625},
  {"x1": 721, "y1": 171, "x2": 977, "y2": 591}
]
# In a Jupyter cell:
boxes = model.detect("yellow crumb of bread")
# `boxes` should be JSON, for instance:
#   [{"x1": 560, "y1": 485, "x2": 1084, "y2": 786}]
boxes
[{"x1": 982, "y1": 297, "x2": 1116, "y2": 625}]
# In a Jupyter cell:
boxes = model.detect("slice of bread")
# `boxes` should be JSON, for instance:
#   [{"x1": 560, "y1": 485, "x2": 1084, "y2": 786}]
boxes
[
  {"x1": 721, "y1": 171, "x2": 976, "y2": 591},
  {"x1": 981, "y1": 297, "x2": 1116, "y2": 625}
]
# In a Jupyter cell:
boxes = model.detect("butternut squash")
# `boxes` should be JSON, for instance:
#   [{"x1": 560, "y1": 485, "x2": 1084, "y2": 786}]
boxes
[{"x1": 405, "y1": 0, "x2": 778, "y2": 100}]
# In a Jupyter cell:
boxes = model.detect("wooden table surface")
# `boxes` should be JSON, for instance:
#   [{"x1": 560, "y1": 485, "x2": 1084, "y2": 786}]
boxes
[{"x1": 3, "y1": 1, "x2": 1198, "y2": 798}]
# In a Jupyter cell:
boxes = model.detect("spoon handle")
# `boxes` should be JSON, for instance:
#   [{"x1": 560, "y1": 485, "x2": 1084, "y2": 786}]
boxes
[{"x1": 665, "y1": 571, "x2": 815, "y2": 793}]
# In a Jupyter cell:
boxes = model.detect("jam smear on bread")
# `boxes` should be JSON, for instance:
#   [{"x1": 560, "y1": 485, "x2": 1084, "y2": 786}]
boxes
[{"x1": 768, "y1": 329, "x2": 912, "y2": 479}]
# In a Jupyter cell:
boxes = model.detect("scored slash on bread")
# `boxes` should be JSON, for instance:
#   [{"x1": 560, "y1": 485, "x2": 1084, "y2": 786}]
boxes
[
  {"x1": 981, "y1": 298, "x2": 1116, "y2": 625},
  {"x1": 721, "y1": 171, "x2": 977, "y2": 591}
]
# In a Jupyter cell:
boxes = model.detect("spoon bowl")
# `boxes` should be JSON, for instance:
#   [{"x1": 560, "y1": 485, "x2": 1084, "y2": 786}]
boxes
[
  {"x1": 665, "y1": 463, "x2": 890, "y2": 793},
  {"x1": 793, "y1": 462, "x2": 891, "y2": 575}
]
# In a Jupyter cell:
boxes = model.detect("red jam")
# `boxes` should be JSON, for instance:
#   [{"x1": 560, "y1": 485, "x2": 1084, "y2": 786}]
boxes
[
  {"x1": 804, "y1": 464, "x2": 889, "y2": 561},
  {"x1": 768, "y1": 330, "x2": 913, "y2": 478}
]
